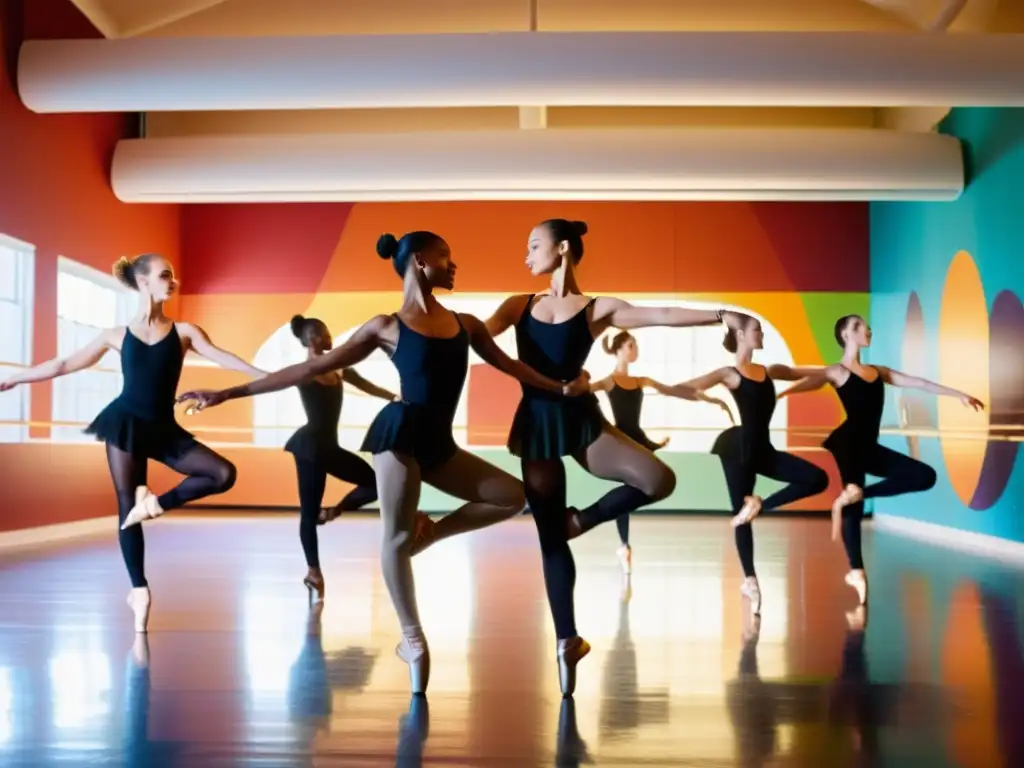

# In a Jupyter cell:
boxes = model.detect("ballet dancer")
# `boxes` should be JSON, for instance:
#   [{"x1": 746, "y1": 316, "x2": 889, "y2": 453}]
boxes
[
  {"x1": 672, "y1": 316, "x2": 830, "y2": 616},
  {"x1": 591, "y1": 329, "x2": 733, "y2": 573},
  {"x1": 0, "y1": 253, "x2": 264, "y2": 632},
  {"x1": 177, "y1": 230, "x2": 589, "y2": 696},
  {"x1": 286, "y1": 314, "x2": 398, "y2": 602},
  {"x1": 485, "y1": 218, "x2": 749, "y2": 695},
  {"x1": 775, "y1": 314, "x2": 983, "y2": 604}
]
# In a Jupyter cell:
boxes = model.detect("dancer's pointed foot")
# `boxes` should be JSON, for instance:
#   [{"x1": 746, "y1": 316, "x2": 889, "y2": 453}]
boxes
[
  {"x1": 396, "y1": 629, "x2": 430, "y2": 695},
  {"x1": 616, "y1": 544, "x2": 632, "y2": 574},
  {"x1": 831, "y1": 484, "x2": 863, "y2": 541},
  {"x1": 409, "y1": 513, "x2": 437, "y2": 556},
  {"x1": 121, "y1": 487, "x2": 165, "y2": 530},
  {"x1": 730, "y1": 495, "x2": 763, "y2": 528},
  {"x1": 740, "y1": 577, "x2": 762, "y2": 617},
  {"x1": 303, "y1": 568, "x2": 325, "y2": 603},
  {"x1": 317, "y1": 504, "x2": 343, "y2": 525},
  {"x1": 556, "y1": 636, "x2": 591, "y2": 697},
  {"x1": 126, "y1": 587, "x2": 151, "y2": 633},
  {"x1": 845, "y1": 569, "x2": 867, "y2": 605}
]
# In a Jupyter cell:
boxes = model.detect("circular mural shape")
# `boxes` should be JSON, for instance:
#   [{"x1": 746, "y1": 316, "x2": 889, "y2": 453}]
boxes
[
  {"x1": 899, "y1": 293, "x2": 934, "y2": 460},
  {"x1": 937, "y1": 251, "x2": 991, "y2": 506},
  {"x1": 969, "y1": 290, "x2": 1024, "y2": 510}
]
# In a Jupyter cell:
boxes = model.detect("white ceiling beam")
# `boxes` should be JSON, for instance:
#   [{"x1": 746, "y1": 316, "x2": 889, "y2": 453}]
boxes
[
  {"x1": 20, "y1": 31, "x2": 1024, "y2": 113},
  {"x1": 110, "y1": 127, "x2": 964, "y2": 203}
]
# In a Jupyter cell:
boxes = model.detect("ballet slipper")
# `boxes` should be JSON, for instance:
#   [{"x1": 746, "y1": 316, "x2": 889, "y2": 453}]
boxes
[
  {"x1": 845, "y1": 569, "x2": 868, "y2": 606},
  {"x1": 730, "y1": 495, "x2": 763, "y2": 528},
  {"x1": 740, "y1": 577, "x2": 762, "y2": 617},
  {"x1": 303, "y1": 568, "x2": 325, "y2": 603},
  {"x1": 830, "y1": 484, "x2": 863, "y2": 542},
  {"x1": 556, "y1": 636, "x2": 591, "y2": 697},
  {"x1": 396, "y1": 630, "x2": 431, "y2": 695},
  {"x1": 616, "y1": 544, "x2": 632, "y2": 574},
  {"x1": 126, "y1": 587, "x2": 151, "y2": 633},
  {"x1": 121, "y1": 487, "x2": 166, "y2": 530}
]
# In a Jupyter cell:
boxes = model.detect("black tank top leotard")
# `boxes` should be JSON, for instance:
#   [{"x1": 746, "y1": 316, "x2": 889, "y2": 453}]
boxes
[
  {"x1": 507, "y1": 294, "x2": 605, "y2": 460},
  {"x1": 712, "y1": 367, "x2": 777, "y2": 460},
  {"x1": 823, "y1": 365, "x2": 886, "y2": 455},
  {"x1": 85, "y1": 324, "x2": 198, "y2": 460},
  {"x1": 284, "y1": 376, "x2": 343, "y2": 461},
  {"x1": 606, "y1": 382, "x2": 661, "y2": 452},
  {"x1": 361, "y1": 312, "x2": 468, "y2": 471}
]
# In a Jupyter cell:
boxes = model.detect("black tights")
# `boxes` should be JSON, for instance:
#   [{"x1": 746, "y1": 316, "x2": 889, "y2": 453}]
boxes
[
  {"x1": 829, "y1": 441, "x2": 937, "y2": 569},
  {"x1": 720, "y1": 448, "x2": 830, "y2": 578},
  {"x1": 522, "y1": 458, "x2": 577, "y2": 640},
  {"x1": 107, "y1": 442, "x2": 237, "y2": 588},
  {"x1": 293, "y1": 446, "x2": 377, "y2": 569}
]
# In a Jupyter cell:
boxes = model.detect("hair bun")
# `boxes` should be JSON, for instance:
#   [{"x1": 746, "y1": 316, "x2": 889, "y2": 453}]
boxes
[
  {"x1": 289, "y1": 314, "x2": 306, "y2": 338},
  {"x1": 572, "y1": 220, "x2": 588, "y2": 237},
  {"x1": 111, "y1": 256, "x2": 136, "y2": 289},
  {"x1": 376, "y1": 233, "x2": 399, "y2": 260}
]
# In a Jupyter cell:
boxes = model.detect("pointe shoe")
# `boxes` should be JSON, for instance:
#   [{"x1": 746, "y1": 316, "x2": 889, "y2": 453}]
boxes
[
  {"x1": 126, "y1": 587, "x2": 151, "y2": 633},
  {"x1": 556, "y1": 636, "x2": 591, "y2": 697},
  {"x1": 409, "y1": 513, "x2": 437, "y2": 556},
  {"x1": 396, "y1": 632, "x2": 431, "y2": 695},
  {"x1": 731, "y1": 495, "x2": 763, "y2": 528},
  {"x1": 830, "y1": 484, "x2": 863, "y2": 541},
  {"x1": 616, "y1": 544, "x2": 632, "y2": 574},
  {"x1": 317, "y1": 504, "x2": 343, "y2": 526},
  {"x1": 845, "y1": 569, "x2": 868, "y2": 606},
  {"x1": 741, "y1": 579, "x2": 762, "y2": 617},
  {"x1": 303, "y1": 570, "x2": 325, "y2": 603},
  {"x1": 846, "y1": 605, "x2": 867, "y2": 631},
  {"x1": 121, "y1": 487, "x2": 165, "y2": 530}
]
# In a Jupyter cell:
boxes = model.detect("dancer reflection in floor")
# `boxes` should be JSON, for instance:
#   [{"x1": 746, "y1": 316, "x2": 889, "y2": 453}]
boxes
[
  {"x1": 674, "y1": 316, "x2": 829, "y2": 616},
  {"x1": 486, "y1": 218, "x2": 749, "y2": 695},
  {"x1": 178, "y1": 230, "x2": 588, "y2": 696},
  {"x1": 286, "y1": 314, "x2": 397, "y2": 602},
  {"x1": 592, "y1": 329, "x2": 732, "y2": 573},
  {"x1": 776, "y1": 314, "x2": 983, "y2": 604},
  {"x1": 0, "y1": 253, "x2": 264, "y2": 632}
]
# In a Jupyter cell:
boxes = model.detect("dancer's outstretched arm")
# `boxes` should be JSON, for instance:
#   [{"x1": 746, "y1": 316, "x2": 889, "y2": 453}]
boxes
[
  {"x1": 342, "y1": 369, "x2": 399, "y2": 401},
  {"x1": 642, "y1": 376, "x2": 735, "y2": 424},
  {"x1": 589, "y1": 375, "x2": 615, "y2": 393},
  {"x1": 594, "y1": 298, "x2": 749, "y2": 331},
  {"x1": 178, "y1": 322, "x2": 266, "y2": 378},
  {"x1": 777, "y1": 371, "x2": 834, "y2": 399},
  {"x1": 484, "y1": 294, "x2": 530, "y2": 337},
  {"x1": 767, "y1": 364, "x2": 827, "y2": 382},
  {"x1": 178, "y1": 315, "x2": 388, "y2": 409},
  {"x1": 876, "y1": 366, "x2": 984, "y2": 410},
  {"x1": 0, "y1": 328, "x2": 116, "y2": 390},
  {"x1": 461, "y1": 313, "x2": 589, "y2": 396}
]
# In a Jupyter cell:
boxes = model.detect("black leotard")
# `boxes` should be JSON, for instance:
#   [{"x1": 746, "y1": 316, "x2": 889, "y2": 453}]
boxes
[
  {"x1": 507, "y1": 295, "x2": 604, "y2": 459},
  {"x1": 285, "y1": 377, "x2": 343, "y2": 460},
  {"x1": 712, "y1": 368, "x2": 776, "y2": 460},
  {"x1": 85, "y1": 325, "x2": 197, "y2": 459},
  {"x1": 606, "y1": 383, "x2": 660, "y2": 452},
  {"x1": 823, "y1": 366, "x2": 885, "y2": 456},
  {"x1": 361, "y1": 312, "x2": 468, "y2": 471}
]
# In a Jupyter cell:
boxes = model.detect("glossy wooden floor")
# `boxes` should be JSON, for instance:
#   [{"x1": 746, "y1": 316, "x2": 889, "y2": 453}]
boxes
[{"x1": 1, "y1": 514, "x2": 1023, "y2": 766}]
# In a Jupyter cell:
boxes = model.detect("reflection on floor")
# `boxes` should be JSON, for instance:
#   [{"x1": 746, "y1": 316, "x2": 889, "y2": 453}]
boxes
[{"x1": 0, "y1": 515, "x2": 1023, "y2": 766}]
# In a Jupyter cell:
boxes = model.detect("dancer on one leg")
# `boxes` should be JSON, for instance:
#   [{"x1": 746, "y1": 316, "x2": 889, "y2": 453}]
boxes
[
  {"x1": 775, "y1": 314, "x2": 983, "y2": 605},
  {"x1": 486, "y1": 218, "x2": 749, "y2": 695},
  {"x1": 179, "y1": 230, "x2": 588, "y2": 695},
  {"x1": 286, "y1": 315, "x2": 397, "y2": 602},
  {"x1": 673, "y1": 316, "x2": 829, "y2": 616},
  {"x1": 0, "y1": 253, "x2": 264, "y2": 632},
  {"x1": 592, "y1": 330, "x2": 732, "y2": 574}
]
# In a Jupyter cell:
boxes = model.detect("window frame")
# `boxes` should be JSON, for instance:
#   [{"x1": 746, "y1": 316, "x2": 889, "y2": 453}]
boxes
[{"x1": 0, "y1": 233, "x2": 36, "y2": 443}]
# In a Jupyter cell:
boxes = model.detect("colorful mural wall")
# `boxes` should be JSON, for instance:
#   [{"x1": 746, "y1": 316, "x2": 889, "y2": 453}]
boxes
[
  {"x1": 179, "y1": 201, "x2": 869, "y2": 511},
  {"x1": 870, "y1": 107, "x2": 1024, "y2": 543}
]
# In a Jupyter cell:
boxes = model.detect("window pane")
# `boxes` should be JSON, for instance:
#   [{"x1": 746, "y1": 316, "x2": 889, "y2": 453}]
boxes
[{"x1": 0, "y1": 246, "x2": 17, "y2": 302}]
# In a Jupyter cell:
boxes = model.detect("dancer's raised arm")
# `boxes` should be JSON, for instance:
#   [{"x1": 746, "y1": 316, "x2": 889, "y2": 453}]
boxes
[
  {"x1": 876, "y1": 366, "x2": 984, "y2": 410},
  {"x1": 0, "y1": 329, "x2": 115, "y2": 390}
]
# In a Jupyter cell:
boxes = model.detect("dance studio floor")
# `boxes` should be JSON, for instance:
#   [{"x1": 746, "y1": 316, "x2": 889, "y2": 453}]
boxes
[{"x1": 1, "y1": 514, "x2": 1023, "y2": 767}]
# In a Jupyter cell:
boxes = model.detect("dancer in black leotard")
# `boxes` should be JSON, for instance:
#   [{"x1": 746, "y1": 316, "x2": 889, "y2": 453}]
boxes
[
  {"x1": 591, "y1": 330, "x2": 733, "y2": 573},
  {"x1": 0, "y1": 253, "x2": 264, "y2": 632},
  {"x1": 776, "y1": 314, "x2": 983, "y2": 605},
  {"x1": 286, "y1": 315, "x2": 397, "y2": 602},
  {"x1": 179, "y1": 230, "x2": 588, "y2": 696},
  {"x1": 486, "y1": 218, "x2": 749, "y2": 695},
  {"x1": 675, "y1": 316, "x2": 829, "y2": 617}
]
